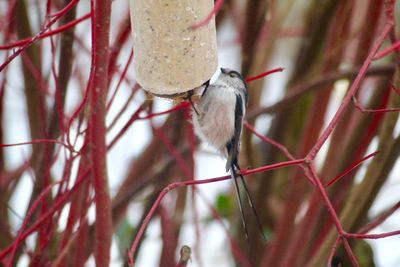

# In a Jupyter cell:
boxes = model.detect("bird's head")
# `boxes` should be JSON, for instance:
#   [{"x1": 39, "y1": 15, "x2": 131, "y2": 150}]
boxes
[{"x1": 218, "y1": 68, "x2": 248, "y2": 102}]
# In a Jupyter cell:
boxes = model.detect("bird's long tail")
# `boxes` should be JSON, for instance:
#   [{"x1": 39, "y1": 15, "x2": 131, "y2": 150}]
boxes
[
  {"x1": 230, "y1": 165, "x2": 249, "y2": 240},
  {"x1": 230, "y1": 162, "x2": 265, "y2": 241}
]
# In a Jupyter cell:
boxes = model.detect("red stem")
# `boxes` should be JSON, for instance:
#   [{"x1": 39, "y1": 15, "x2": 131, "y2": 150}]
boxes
[
  {"x1": 308, "y1": 165, "x2": 362, "y2": 266},
  {"x1": 0, "y1": 0, "x2": 79, "y2": 72},
  {"x1": 305, "y1": 21, "x2": 394, "y2": 161},
  {"x1": 325, "y1": 151, "x2": 380, "y2": 187},
  {"x1": 245, "y1": 121, "x2": 316, "y2": 186},
  {"x1": 127, "y1": 159, "x2": 303, "y2": 266},
  {"x1": 0, "y1": 139, "x2": 76, "y2": 152},
  {"x1": 89, "y1": 0, "x2": 113, "y2": 266},
  {"x1": 344, "y1": 230, "x2": 400, "y2": 239},
  {"x1": 138, "y1": 102, "x2": 190, "y2": 120},
  {"x1": 341, "y1": 238, "x2": 360, "y2": 267},
  {"x1": 151, "y1": 120, "x2": 192, "y2": 178},
  {"x1": 6, "y1": 182, "x2": 61, "y2": 266},
  {"x1": 106, "y1": 51, "x2": 134, "y2": 111},
  {"x1": 0, "y1": 13, "x2": 91, "y2": 50},
  {"x1": 373, "y1": 40, "x2": 400, "y2": 59},
  {"x1": 107, "y1": 104, "x2": 146, "y2": 149},
  {"x1": 357, "y1": 201, "x2": 400, "y2": 234},
  {"x1": 245, "y1": 67, "x2": 284, "y2": 83},
  {"x1": 327, "y1": 237, "x2": 341, "y2": 267},
  {"x1": 0, "y1": 171, "x2": 88, "y2": 261}
]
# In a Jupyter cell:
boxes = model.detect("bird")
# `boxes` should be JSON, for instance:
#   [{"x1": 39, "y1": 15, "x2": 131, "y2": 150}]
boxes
[{"x1": 191, "y1": 68, "x2": 264, "y2": 240}]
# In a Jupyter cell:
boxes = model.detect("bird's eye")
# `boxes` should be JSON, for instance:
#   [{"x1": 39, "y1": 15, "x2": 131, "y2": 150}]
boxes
[{"x1": 229, "y1": 72, "x2": 237, "y2": 78}]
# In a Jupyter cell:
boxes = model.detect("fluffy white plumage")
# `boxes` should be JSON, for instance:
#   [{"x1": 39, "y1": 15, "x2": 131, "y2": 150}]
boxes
[
  {"x1": 192, "y1": 83, "x2": 236, "y2": 152},
  {"x1": 191, "y1": 68, "x2": 247, "y2": 167}
]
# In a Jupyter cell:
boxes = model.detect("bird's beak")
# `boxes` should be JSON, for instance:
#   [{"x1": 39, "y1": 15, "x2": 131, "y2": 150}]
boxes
[{"x1": 220, "y1": 68, "x2": 228, "y2": 74}]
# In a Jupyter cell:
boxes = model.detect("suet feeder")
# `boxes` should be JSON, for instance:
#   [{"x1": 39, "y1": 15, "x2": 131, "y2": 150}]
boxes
[{"x1": 129, "y1": 0, "x2": 218, "y2": 100}]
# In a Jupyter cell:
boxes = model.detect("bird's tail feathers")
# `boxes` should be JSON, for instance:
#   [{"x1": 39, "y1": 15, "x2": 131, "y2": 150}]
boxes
[
  {"x1": 230, "y1": 166, "x2": 249, "y2": 240},
  {"x1": 231, "y1": 162, "x2": 266, "y2": 241}
]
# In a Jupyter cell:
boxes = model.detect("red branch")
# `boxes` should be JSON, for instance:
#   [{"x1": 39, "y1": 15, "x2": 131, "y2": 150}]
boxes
[
  {"x1": 127, "y1": 159, "x2": 303, "y2": 266},
  {"x1": 245, "y1": 67, "x2": 284, "y2": 83},
  {"x1": 325, "y1": 151, "x2": 380, "y2": 187},
  {"x1": 88, "y1": 0, "x2": 113, "y2": 266},
  {"x1": 341, "y1": 237, "x2": 360, "y2": 267},
  {"x1": 391, "y1": 84, "x2": 400, "y2": 95},
  {"x1": 358, "y1": 201, "x2": 400, "y2": 234},
  {"x1": 373, "y1": 40, "x2": 400, "y2": 59},
  {"x1": 244, "y1": 121, "x2": 316, "y2": 186},
  {"x1": 138, "y1": 102, "x2": 190, "y2": 120},
  {"x1": 0, "y1": 0, "x2": 80, "y2": 72},
  {"x1": 0, "y1": 139, "x2": 76, "y2": 153},
  {"x1": 0, "y1": 171, "x2": 88, "y2": 261},
  {"x1": 151, "y1": 120, "x2": 193, "y2": 178},
  {"x1": 307, "y1": 165, "x2": 360, "y2": 267},
  {"x1": 6, "y1": 182, "x2": 61, "y2": 266},
  {"x1": 0, "y1": 13, "x2": 91, "y2": 50},
  {"x1": 344, "y1": 230, "x2": 400, "y2": 239},
  {"x1": 353, "y1": 96, "x2": 400, "y2": 113},
  {"x1": 305, "y1": 21, "x2": 394, "y2": 161},
  {"x1": 327, "y1": 237, "x2": 341, "y2": 267}
]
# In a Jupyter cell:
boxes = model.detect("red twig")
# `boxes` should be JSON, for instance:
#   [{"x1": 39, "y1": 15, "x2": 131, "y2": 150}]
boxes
[
  {"x1": 0, "y1": 0, "x2": 80, "y2": 72},
  {"x1": 373, "y1": 40, "x2": 400, "y2": 60},
  {"x1": 127, "y1": 159, "x2": 303, "y2": 266},
  {"x1": 245, "y1": 67, "x2": 284, "y2": 83},
  {"x1": 327, "y1": 237, "x2": 341, "y2": 267},
  {"x1": 325, "y1": 151, "x2": 380, "y2": 187},
  {"x1": 308, "y1": 165, "x2": 344, "y2": 234},
  {"x1": 244, "y1": 121, "x2": 316, "y2": 186},
  {"x1": 306, "y1": 21, "x2": 394, "y2": 161},
  {"x1": 107, "y1": 104, "x2": 146, "y2": 149},
  {"x1": 0, "y1": 13, "x2": 91, "y2": 50},
  {"x1": 244, "y1": 121, "x2": 294, "y2": 160},
  {"x1": 151, "y1": 120, "x2": 192, "y2": 178},
  {"x1": 341, "y1": 237, "x2": 360, "y2": 267},
  {"x1": 358, "y1": 201, "x2": 400, "y2": 234},
  {"x1": 353, "y1": 96, "x2": 400, "y2": 113},
  {"x1": 0, "y1": 139, "x2": 76, "y2": 153},
  {"x1": 66, "y1": 77, "x2": 91, "y2": 149},
  {"x1": 391, "y1": 84, "x2": 400, "y2": 95},
  {"x1": 6, "y1": 182, "x2": 61, "y2": 267},
  {"x1": 107, "y1": 84, "x2": 140, "y2": 131},
  {"x1": 106, "y1": 50, "x2": 134, "y2": 111},
  {"x1": 344, "y1": 230, "x2": 400, "y2": 239},
  {"x1": 0, "y1": 171, "x2": 88, "y2": 261},
  {"x1": 308, "y1": 164, "x2": 361, "y2": 266},
  {"x1": 138, "y1": 102, "x2": 190, "y2": 120},
  {"x1": 89, "y1": 0, "x2": 113, "y2": 266}
]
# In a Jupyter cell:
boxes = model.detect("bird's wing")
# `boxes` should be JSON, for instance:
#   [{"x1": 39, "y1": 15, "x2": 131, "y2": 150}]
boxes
[{"x1": 225, "y1": 93, "x2": 244, "y2": 172}]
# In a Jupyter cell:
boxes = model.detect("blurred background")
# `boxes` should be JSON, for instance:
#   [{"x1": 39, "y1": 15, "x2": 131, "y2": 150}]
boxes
[{"x1": 0, "y1": 0, "x2": 400, "y2": 266}]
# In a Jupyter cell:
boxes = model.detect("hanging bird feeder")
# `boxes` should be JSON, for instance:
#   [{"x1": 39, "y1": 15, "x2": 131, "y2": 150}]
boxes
[{"x1": 129, "y1": 0, "x2": 218, "y2": 100}]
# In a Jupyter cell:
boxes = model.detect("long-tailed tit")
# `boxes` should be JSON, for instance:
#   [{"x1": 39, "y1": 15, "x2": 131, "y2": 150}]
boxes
[{"x1": 192, "y1": 68, "x2": 264, "y2": 240}]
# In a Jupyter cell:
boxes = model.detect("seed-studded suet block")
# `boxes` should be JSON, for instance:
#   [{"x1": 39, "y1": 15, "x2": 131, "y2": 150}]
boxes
[{"x1": 129, "y1": 0, "x2": 218, "y2": 96}]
